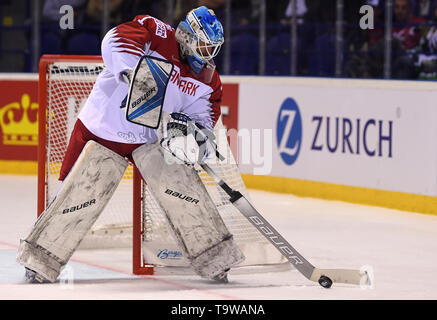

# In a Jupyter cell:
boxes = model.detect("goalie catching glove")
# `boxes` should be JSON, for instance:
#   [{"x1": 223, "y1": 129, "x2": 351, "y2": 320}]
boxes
[{"x1": 160, "y1": 112, "x2": 216, "y2": 165}]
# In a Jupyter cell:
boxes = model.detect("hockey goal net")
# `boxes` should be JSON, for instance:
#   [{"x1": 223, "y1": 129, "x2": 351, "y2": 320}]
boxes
[{"x1": 38, "y1": 55, "x2": 287, "y2": 275}]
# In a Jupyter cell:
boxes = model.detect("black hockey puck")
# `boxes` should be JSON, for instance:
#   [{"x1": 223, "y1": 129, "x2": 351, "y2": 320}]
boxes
[{"x1": 318, "y1": 275, "x2": 333, "y2": 288}]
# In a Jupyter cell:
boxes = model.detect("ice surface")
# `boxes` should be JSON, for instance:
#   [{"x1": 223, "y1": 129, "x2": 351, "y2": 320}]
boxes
[{"x1": 1, "y1": 175, "x2": 436, "y2": 300}]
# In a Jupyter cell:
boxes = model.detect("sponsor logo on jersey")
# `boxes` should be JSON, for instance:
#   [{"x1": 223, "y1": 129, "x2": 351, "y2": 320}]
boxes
[
  {"x1": 276, "y1": 98, "x2": 302, "y2": 166},
  {"x1": 62, "y1": 199, "x2": 96, "y2": 214},
  {"x1": 137, "y1": 16, "x2": 168, "y2": 38},
  {"x1": 164, "y1": 188, "x2": 199, "y2": 204},
  {"x1": 117, "y1": 131, "x2": 137, "y2": 143},
  {"x1": 155, "y1": 20, "x2": 167, "y2": 38},
  {"x1": 170, "y1": 69, "x2": 200, "y2": 97}
]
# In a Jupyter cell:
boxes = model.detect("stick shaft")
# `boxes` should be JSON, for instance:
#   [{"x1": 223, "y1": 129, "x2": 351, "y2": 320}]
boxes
[
  {"x1": 200, "y1": 163, "x2": 315, "y2": 280},
  {"x1": 200, "y1": 162, "x2": 369, "y2": 286}
]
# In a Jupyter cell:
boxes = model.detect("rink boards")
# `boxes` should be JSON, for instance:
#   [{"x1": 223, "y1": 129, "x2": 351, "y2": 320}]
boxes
[
  {"x1": 221, "y1": 76, "x2": 437, "y2": 215},
  {"x1": 1, "y1": 73, "x2": 437, "y2": 214}
]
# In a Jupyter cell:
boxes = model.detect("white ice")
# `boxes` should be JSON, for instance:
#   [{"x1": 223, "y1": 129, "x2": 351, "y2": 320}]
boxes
[{"x1": 1, "y1": 174, "x2": 436, "y2": 300}]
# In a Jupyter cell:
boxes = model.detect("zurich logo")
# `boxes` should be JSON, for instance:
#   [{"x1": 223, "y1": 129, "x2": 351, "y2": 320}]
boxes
[{"x1": 276, "y1": 98, "x2": 302, "y2": 165}]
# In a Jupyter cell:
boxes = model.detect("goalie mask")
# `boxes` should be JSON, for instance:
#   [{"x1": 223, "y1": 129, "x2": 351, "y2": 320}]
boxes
[{"x1": 176, "y1": 6, "x2": 224, "y2": 74}]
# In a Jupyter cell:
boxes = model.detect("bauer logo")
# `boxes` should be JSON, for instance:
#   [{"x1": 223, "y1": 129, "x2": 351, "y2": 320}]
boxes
[
  {"x1": 164, "y1": 189, "x2": 199, "y2": 204},
  {"x1": 276, "y1": 98, "x2": 302, "y2": 165},
  {"x1": 62, "y1": 199, "x2": 96, "y2": 214}
]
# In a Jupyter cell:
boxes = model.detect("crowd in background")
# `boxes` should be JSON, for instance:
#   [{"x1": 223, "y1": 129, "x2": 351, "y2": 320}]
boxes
[
  {"x1": 1, "y1": 0, "x2": 437, "y2": 79},
  {"x1": 345, "y1": 0, "x2": 437, "y2": 79}
]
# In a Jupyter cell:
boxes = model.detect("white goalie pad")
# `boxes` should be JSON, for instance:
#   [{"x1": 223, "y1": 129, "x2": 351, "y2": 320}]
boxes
[
  {"x1": 17, "y1": 141, "x2": 128, "y2": 282},
  {"x1": 132, "y1": 143, "x2": 245, "y2": 279}
]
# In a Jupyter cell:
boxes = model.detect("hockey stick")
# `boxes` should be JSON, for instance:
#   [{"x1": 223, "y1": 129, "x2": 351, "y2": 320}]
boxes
[{"x1": 199, "y1": 162, "x2": 371, "y2": 288}]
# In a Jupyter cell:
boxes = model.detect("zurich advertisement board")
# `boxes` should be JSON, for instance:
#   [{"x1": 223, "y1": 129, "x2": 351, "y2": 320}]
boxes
[{"x1": 237, "y1": 79, "x2": 437, "y2": 196}]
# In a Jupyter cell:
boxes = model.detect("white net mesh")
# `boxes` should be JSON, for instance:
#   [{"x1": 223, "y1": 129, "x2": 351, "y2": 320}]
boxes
[{"x1": 42, "y1": 57, "x2": 287, "y2": 270}]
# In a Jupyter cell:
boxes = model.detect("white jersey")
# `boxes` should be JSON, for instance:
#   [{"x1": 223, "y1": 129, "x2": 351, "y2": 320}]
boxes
[{"x1": 78, "y1": 15, "x2": 222, "y2": 144}]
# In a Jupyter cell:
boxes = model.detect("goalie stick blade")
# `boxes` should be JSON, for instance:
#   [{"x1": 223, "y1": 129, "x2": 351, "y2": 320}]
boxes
[{"x1": 310, "y1": 268, "x2": 371, "y2": 286}]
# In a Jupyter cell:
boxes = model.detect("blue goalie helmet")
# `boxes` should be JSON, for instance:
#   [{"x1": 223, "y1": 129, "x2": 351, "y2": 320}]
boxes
[{"x1": 176, "y1": 6, "x2": 224, "y2": 74}]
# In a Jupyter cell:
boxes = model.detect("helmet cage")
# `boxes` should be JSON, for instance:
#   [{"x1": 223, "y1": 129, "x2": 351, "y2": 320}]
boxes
[
  {"x1": 176, "y1": 7, "x2": 224, "y2": 64},
  {"x1": 187, "y1": 22, "x2": 223, "y2": 62}
]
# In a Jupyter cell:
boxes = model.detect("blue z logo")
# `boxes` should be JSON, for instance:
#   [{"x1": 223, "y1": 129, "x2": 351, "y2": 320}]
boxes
[{"x1": 276, "y1": 98, "x2": 302, "y2": 165}]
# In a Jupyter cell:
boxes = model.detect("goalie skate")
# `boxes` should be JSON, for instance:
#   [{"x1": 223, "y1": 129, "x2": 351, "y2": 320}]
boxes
[
  {"x1": 212, "y1": 269, "x2": 230, "y2": 283},
  {"x1": 24, "y1": 267, "x2": 50, "y2": 284}
]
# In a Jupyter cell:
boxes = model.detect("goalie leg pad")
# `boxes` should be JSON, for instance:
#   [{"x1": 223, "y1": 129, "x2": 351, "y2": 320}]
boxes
[
  {"x1": 17, "y1": 141, "x2": 128, "y2": 282},
  {"x1": 132, "y1": 143, "x2": 245, "y2": 279},
  {"x1": 189, "y1": 234, "x2": 242, "y2": 280}
]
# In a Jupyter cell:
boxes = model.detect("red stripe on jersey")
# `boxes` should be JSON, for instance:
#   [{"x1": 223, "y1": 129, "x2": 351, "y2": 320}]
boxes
[
  {"x1": 113, "y1": 37, "x2": 145, "y2": 53},
  {"x1": 115, "y1": 43, "x2": 145, "y2": 55},
  {"x1": 117, "y1": 50, "x2": 143, "y2": 57},
  {"x1": 208, "y1": 72, "x2": 222, "y2": 127},
  {"x1": 114, "y1": 20, "x2": 151, "y2": 54}
]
